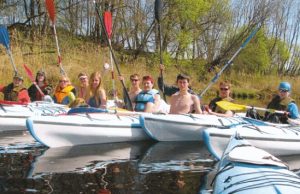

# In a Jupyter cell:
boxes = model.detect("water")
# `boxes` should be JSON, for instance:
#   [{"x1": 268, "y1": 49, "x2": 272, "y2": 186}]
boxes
[
  {"x1": 0, "y1": 131, "x2": 216, "y2": 194},
  {"x1": 1, "y1": 123, "x2": 300, "y2": 193}
]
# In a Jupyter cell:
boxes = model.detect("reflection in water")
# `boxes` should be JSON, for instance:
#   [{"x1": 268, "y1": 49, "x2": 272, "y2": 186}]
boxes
[
  {"x1": 1, "y1": 131, "x2": 300, "y2": 193},
  {"x1": 0, "y1": 136, "x2": 216, "y2": 193}
]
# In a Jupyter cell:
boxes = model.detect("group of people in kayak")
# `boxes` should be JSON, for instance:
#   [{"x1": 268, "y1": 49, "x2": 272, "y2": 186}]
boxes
[{"x1": 0, "y1": 66, "x2": 298, "y2": 124}]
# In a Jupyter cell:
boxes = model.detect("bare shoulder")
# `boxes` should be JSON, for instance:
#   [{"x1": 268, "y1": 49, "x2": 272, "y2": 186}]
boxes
[{"x1": 191, "y1": 94, "x2": 199, "y2": 100}]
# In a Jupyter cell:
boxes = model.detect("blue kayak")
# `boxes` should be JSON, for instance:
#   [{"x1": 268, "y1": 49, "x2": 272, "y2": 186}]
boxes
[{"x1": 211, "y1": 134, "x2": 300, "y2": 194}]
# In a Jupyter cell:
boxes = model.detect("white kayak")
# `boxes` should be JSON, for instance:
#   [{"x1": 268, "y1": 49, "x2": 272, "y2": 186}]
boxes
[
  {"x1": 140, "y1": 114, "x2": 247, "y2": 141},
  {"x1": 26, "y1": 112, "x2": 151, "y2": 148},
  {"x1": 203, "y1": 123, "x2": 300, "y2": 159},
  {"x1": 212, "y1": 134, "x2": 300, "y2": 194},
  {"x1": 0, "y1": 101, "x2": 68, "y2": 131}
]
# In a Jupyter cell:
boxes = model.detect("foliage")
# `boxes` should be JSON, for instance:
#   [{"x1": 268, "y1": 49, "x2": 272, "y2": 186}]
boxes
[{"x1": 232, "y1": 28, "x2": 270, "y2": 74}]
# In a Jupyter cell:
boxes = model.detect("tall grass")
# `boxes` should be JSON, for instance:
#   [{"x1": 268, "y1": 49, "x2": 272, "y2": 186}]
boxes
[{"x1": 1, "y1": 29, "x2": 300, "y2": 106}]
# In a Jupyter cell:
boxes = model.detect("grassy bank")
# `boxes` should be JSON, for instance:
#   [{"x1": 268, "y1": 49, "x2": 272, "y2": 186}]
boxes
[{"x1": 1, "y1": 29, "x2": 300, "y2": 106}]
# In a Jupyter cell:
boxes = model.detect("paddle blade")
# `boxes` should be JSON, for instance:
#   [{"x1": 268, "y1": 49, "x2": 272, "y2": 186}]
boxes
[
  {"x1": 104, "y1": 11, "x2": 112, "y2": 39},
  {"x1": 23, "y1": 64, "x2": 35, "y2": 82},
  {"x1": 154, "y1": 0, "x2": 162, "y2": 22},
  {"x1": 45, "y1": 0, "x2": 56, "y2": 23},
  {"x1": 0, "y1": 26, "x2": 10, "y2": 50},
  {"x1": 216, "y1": 101, "x2": 247, "y2": 111}
]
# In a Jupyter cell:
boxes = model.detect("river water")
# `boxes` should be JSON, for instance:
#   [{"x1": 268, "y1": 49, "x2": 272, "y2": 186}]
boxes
[
  {"x1": 0, "y1": 131, "x2": 219, "y2": 194},
  {"x1": 1, "y1": 131, "x2": 300, "y2": 194}
]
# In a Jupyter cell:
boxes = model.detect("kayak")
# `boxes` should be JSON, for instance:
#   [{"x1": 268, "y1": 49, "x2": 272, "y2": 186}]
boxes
[
  {"x1": 212, "y1": 134, "x2": 300, "y2": 194},
  {"x1": 203, "y1": 123, "x2": 300, "y2": 160},
  {"x1": 28, "y1": 141, "x2": 152, "y2": 177},
  {"x1": 26, "y1": 112, "x2": 151, "y2": 148},
  {"x1": 139, "y1": 114, "x2": 247, "y2": 141},
  {"x1": 0, "y1": 101, "x2": 68, "y2": 131}
]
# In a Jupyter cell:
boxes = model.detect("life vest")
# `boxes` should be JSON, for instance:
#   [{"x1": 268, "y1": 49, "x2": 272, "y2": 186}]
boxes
[
  {"x1": 53, "y1": 85, "x2": 75, "y2": 105},
  {"x1": 135, "y1": 89, "x2": 159, "y2": 112},
  {"x1": 264, "y1": 95, "x2": 296, "y2": 123},
  {"x1": 267, "y1": 95, "x2": 295, "y2": 111},
  {"x1": 3, "y1": 83, "x2": 27, "y2": 102}
]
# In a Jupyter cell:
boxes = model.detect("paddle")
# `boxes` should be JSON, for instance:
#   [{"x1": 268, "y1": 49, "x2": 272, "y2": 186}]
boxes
[
  {"x1": 23, "y1": 64, "x2": 45, "y2": 97},
  {"x1": 94, "y1": 2, "x2": 133, "y2": 111},
  {"x1": 45, "y1": 0, "x2": 66, "y2": 75},
  {"x1": 216, "y1": 101, "x2": 285, "y2": 114},
  {"x1": 104, "y1": 10, "x2": 117, "y2": 103},
  {"x1": 154, "y1": 0, "x2": 167, "y2": 101},
  {"x1": 199, "y1": 24, "x2": 261, "y2": 97},
  {"x1": 0, "y1": 26, "x2": 18, "y2": 76}
]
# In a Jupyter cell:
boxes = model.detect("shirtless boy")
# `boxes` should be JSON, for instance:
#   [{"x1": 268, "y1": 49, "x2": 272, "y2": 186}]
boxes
[{"x1": 169, "y1": 74, "x2": 202, "y2": 114}]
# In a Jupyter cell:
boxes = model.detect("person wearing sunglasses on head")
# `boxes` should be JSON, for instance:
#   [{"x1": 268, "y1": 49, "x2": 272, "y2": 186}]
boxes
[
  {"x1": 0, "y1": 74, "x2": 30, "y2": 104},
  {"x1": 205, "y1": 81, "x2": 234, "y2": 117},
  {"x1": 75, "y1": 72, "x2": 89, "y2": 102},
  {"x1": 53, "y1": 75, "x2": 76, "y2": 106},
  {"x1": 264, "y1": 82, "x2": 299, "y2": 123}
]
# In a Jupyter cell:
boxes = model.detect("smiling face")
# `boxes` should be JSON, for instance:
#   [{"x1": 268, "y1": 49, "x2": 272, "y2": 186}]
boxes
[
  {"x1": 142, "y1": 80, "x2": 153, "y2": 91},
  {"x1": 79, "y1": 76, "x2": 88, "y2": 87},
  {"x1": 89, "y1": 72, "x2": 102, "y2": 90},
  {"x1": 59, "y1": 78, "x2": 69, "y2": 89},
  {"x1": 92, "y1": 77, "x2": 100, "y2": 89},
  {"x1": 36, "y1": 73, "x2": 45, "y2": 82}
]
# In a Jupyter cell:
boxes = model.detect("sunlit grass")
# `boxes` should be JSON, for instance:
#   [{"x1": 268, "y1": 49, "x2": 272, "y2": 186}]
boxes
[{"x1": 1, "y1": 29, "x2": 300, "y2": 107}]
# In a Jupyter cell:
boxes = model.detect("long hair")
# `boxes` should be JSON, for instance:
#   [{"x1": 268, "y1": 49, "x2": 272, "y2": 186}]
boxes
[{"x1": 88, "y1": 72, "x2": 103, "y2": 106}]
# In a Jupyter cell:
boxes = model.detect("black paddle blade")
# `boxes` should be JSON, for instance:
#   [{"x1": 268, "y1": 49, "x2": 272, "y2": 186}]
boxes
[{"x1": 154, "y1": 0, "x2": 162, "y2": 22}]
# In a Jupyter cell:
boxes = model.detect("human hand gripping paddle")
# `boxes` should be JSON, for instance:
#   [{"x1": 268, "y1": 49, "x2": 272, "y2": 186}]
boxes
[
  {"x1": 94, "y1": 2, "x2": 133, "y2": 111},
  {"x1": 23, "y1": 64, "x2": 45, "y2": 97},
  {"x1": 0, "y1": 26, "x2": 18, "y2": 76},
  {"x1": 45, "y1": 0, "x2": 66, "y2": 75},
  {"x1": 216, "y1": 101, "x2": 285, "y2": 114}
]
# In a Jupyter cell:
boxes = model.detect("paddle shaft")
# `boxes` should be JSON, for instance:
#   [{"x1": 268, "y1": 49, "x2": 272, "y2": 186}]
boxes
[
  {"x1": 246, "y1": 106, "x2": 285, "y2": 114},
  {"x1": 199, "y1": 24, "x2": 261, "y2": 97},
  {"x1": 94, "y1": 4, "x2": 133, "y2": 111},
  {"x1": 6, "y1": 49, "x2": 18, "y2": 76},
  {"x1": 52, "y1": 23, "x2": 65, "y2": 75},
  {"x1": 23, "y1": 64, "x2": 45, "y2": 97},
  {"x1": 155, "y1": 0, "x2": 166, "y2": 101}
]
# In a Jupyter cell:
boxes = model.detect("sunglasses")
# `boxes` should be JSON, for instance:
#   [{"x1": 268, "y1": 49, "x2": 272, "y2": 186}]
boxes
[
  {"x1": 279, "y1": 89, "x2": 288, "y2": 93},
  {"x1": 220, "y1": 87, "x2": 229, "y2": 91},
  {"x1": 59, "y1": 80, "x2": 68, "y2": 83},
  {"x1": 131, "y1": 79, "x2": 139, "y2": 82}
]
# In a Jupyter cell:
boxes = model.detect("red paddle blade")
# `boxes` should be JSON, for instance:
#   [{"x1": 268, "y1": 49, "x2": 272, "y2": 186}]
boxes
[
  {"x1": 23, "y1": 64, "x2": 35, "y2": 82},
  {"x1": 104, "y1": 11, "x2": 112, "y2": 39},
  {"x1": 45, "y1": 0, "x2": 56, "y2": 23}
]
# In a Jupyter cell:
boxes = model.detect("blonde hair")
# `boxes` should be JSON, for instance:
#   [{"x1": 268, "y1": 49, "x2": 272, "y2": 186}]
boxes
[
  {"x1": 55, "y1": 75, "x2": 71, "y2": 92},
  {"x1": 87, "y1": 72, "x2": 104, "y2": 107}
]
